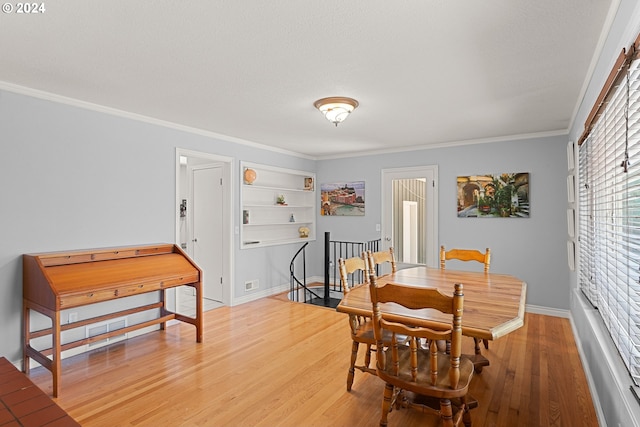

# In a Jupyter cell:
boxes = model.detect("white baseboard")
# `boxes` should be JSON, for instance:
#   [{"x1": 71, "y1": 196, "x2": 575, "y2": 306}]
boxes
[
  {"x1": 231, "y1": 276, "x2": 327, "y2": 306},
  {"x1": 525, "y1": 304, "x2": 570, "y2": 318},
  {"x1": 232, "y1": 282, "x2": 291, "y2": 306}
]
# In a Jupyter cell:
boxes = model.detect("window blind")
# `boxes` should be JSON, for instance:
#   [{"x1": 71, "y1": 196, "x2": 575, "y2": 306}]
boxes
[{"x1": 579, "y1": 58, "x2": 640, "y2": 385}]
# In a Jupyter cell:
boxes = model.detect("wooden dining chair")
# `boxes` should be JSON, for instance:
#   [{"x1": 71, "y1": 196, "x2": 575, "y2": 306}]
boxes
[
  {"x1": 369, "y1": 276, "x2": 477, "y2": 427},
  {"x1": 440, "y1": 245, "x2": 491, "y2": 353},
  {"x1": 369, "y1": 247, "x2": 397, "y2": 276},
  {"x1": 338, "y1": 254, "x2": 376, "y2": 391},
  {"x1": 439, "y1": 246, "x2": 490, "y2": 273}
]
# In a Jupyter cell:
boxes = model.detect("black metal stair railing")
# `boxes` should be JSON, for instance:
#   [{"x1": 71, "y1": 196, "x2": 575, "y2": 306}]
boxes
[
  {"x1": 326, "y1": 233, "x2": 381, "y2": 293},
  {"x1": 288, "y1": 233, "x2": 382, "y2": 308},
  {"x1": 289, "y1": 242, "x2": 322, "y2": 303}
]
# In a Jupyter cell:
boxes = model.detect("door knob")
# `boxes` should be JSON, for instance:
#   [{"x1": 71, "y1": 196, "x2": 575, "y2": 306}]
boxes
[{"x1": 192, "y1": 238, "x2": 198, "y2": 242}]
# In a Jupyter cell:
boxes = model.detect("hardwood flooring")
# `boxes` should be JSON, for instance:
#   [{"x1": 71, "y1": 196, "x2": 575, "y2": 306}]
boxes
[{"x1": 27, "y1": 296, "x2": 598, "y2": 426}]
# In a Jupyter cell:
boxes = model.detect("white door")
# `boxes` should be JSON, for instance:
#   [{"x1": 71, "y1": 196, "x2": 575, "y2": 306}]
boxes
[
  {"x1": 192, "y1": 165, "x2": 224, "y2": 302},
  {"x1": 381, "y1": 166, "x2": 438, "y2": 269}
]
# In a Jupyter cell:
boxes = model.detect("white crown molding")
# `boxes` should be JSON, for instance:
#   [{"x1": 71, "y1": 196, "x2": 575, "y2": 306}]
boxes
[
  {"x1": 0, "y1": 81, "x2": 315, "y2": 161},
  {"x1": 316, "y1": 129, "x2": 569, "y2": 160},
  {"x1": 1, "y1": 80, "x2": 570, "y2": 162}
]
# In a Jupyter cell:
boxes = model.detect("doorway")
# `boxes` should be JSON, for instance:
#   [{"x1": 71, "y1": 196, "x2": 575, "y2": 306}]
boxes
[
  {"x1": 175, "y1": 148, "x2": 233, "y2": 313},
  {"x1": 381, "y1": 166, "x2": 438, "y2": 269},
  {"x1": 192, "y1": 165, "x2": 224, "y2": 301}
]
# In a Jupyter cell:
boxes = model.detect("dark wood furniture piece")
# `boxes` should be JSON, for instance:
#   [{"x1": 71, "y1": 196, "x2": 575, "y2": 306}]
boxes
[
  {"x1": 0, "y1": 356, "x2": 80, "y2": 426},
  {"x1": 336, "y1": 266, "x2": 527, "y2": 373},
  {"x1": 369, "y1": 277, "x2": 476, "y2": 427},
  {"x1": 22, "y1": 243, "x2": 203, "y2": 397}
]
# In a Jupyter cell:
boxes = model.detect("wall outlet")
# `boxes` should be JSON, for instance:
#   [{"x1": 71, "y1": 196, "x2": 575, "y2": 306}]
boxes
[
  {"x1": 68, "y1": 312, "x2": 78, "y2": 323},
  {"x1": 244, "y1": 280, "x2": 259, "y2": 291}
]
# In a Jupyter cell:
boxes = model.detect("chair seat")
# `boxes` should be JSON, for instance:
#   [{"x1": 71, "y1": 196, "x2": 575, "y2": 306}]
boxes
[
  {"x1": 353, "y1": 321, "x2": 400, "y2": 344},
  {"x1": 354, "y1": 324, "x2": 376, "y2": 343},
  {"x1": 377, "y1": 346, "x2": 474, "y2": 399}
]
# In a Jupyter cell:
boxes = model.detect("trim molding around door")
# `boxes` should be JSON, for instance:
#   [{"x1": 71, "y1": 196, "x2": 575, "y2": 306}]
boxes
[{"x1": 175, "y1": 148, "x2": 234, "y2": 307}]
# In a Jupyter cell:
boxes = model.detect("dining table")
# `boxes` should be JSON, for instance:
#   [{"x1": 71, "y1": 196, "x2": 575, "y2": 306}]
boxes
[{"x1": 335, "y1": 266, "x2": 527, "y2": 371}]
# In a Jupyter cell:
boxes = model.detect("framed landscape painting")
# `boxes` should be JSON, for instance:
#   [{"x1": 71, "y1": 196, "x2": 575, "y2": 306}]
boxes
[
  {"x1": 457, "y1": 173, "x2": 530, "y2": 218},
  {"x1": 320, "y1": 181, "x2": 365, "y2": 216}
]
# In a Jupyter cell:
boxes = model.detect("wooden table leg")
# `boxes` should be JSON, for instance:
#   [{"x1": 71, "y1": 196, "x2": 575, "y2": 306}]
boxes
[
  {"x1": 52, "y1": 310, "x2": 61, "y2": 397},
  {"x1": 195, "y1": 281, "x2": 203, "y2": 343},
  {"x1": 465, "y1": 337, "x2": 490, "y2": 373},
  {"x1": 22, "y1": 301, "x2": 30, "y2": 375}
]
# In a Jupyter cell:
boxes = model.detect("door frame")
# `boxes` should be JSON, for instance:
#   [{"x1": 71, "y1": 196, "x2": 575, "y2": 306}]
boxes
[
  {"x1": 175, "y1": 148, "x2": 234, "y2": 307},
  {"x1": 381, "y1": 165, "x2": 439, "y2": 268}
]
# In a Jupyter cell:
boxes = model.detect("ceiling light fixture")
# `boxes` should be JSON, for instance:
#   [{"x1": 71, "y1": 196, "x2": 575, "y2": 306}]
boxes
[{"x1": 313, "y1": 96, "x2": 359, "y2": 126}]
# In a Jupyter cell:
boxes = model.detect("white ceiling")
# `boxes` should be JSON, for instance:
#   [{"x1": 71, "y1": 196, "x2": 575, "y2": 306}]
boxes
[{"x1": 0, "y1": 1, "x2": 616, "y2": 158}]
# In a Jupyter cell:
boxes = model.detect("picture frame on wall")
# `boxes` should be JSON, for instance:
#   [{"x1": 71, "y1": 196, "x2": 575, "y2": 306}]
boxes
[
  {"x1": 320, "y1": 181, "x2": 365, "y2": 216},
  {"x1": 304, "y1": 177, "x2": 314, "y2": 191},
  {"x1": 456, "y1": 172, "x2": 529, "y2": 218}
]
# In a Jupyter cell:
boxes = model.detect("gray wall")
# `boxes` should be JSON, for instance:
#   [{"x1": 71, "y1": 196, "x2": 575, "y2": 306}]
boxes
[
  {"x1": 0, "y1": 90, "x2": 314, "y2": 364},
  {"x1": 316, "y1": 136, "x2": 569, "y2": 310}
]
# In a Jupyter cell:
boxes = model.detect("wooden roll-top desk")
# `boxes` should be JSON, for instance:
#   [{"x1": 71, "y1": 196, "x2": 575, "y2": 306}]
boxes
[{"x1": 22, "y1": 243, "x2": 203, "y2": 397}]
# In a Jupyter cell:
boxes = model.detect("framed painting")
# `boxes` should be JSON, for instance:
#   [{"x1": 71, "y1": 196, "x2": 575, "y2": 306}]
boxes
[
  {"x1": 457, "y1": 173, "x2": 530, "y2": 218},
  {"x1": 320, "y1": 181, "x2": 365, "y2": 216}
]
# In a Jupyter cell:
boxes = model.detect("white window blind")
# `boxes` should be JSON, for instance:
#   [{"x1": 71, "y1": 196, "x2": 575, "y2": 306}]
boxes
[{"x1": 579, "y1": 58, "x2": 640, "y2": 385}]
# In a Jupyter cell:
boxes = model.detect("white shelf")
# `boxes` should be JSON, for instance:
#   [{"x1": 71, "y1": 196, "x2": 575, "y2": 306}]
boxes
[
  {"x1": 244, "y1": 221, "x2": 313, "y2": 227},
  {"x1": 243, "y1": 204, "x2": 310, "y2": 208},
  {"x1": 243, "y1": 185, "x2": 309, "y2": 192},
  {"x1": 240, "y1": 162, "x2": 316, "y2": 249}
]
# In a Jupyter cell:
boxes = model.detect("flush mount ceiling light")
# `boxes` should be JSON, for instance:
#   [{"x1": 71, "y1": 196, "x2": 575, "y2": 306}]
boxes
[{"x1": 313, "y1": 96, "x2": 359, "y2": 126}]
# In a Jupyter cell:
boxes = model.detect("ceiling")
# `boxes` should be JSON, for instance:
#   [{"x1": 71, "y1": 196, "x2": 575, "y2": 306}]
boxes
[{"x1": 0, "y1": 1, "x2": 616, "y2": 159}]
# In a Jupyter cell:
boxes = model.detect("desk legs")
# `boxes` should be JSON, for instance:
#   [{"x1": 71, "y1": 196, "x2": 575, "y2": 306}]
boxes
[
  {"x1": 24, "y1": 285, "x2": 203, "y2": 397},
  {"x1": 195, "y1": 280, "x2": 203, "y2": 343},
  {"x1": 51, "y1": 310, "x2": 61, "y2": 397},
  {"x1": 22, "y1": 300, "x2": 29, "y2": 375},
  {"x1": 23, "y1": 302, "x2": 62, "y2": 397}
]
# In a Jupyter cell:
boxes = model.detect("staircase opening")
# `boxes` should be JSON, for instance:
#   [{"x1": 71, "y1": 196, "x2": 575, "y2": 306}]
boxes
[{"x1": 288, "y1": 232, "x2": 381, "y2": 308}]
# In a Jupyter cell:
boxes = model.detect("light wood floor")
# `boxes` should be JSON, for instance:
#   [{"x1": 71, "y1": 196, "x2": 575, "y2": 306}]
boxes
[{"x1": 28, "y1": 296, "x2": 599, "y2": 426}]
